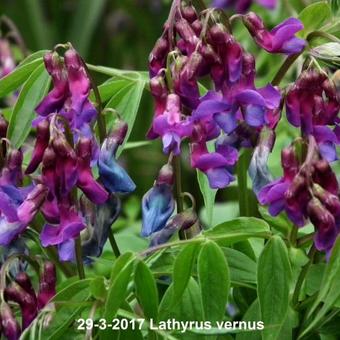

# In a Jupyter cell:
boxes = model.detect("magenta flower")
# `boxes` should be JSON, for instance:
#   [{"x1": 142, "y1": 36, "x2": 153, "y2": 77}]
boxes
[
  {"x1": 286, "y1": 69, "x2": 340, "y2": 161},
  {"x1": 151, "y1": 94, "x2": 193, "y2": 155},
  {"x1": 243, "y1": 12, "x2": 306, "y2": 55},
  {"x1": 212, "y1": 0, "x2": 277, "y2": 13},
  {"x1": 258, "y1": 138, "x2": 340, "y2": 253}
]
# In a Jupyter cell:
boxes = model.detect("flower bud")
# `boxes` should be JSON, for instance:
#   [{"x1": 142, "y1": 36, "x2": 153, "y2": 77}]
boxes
[
  {"x1": 15, "y1": 273, "x2": 36, "y2": 299},
  {"x1": 17, "y1": 184, "x2": 48, "y2": 224},
  {"x1": 208, "y1": 24, "x2": 230, "y2": 44},
  {"x1": 156, "y1": 163, "x2": 174, "y2": 186},
  {"x1": 26, "y1": 120, "x2": 50, "y2": 174},
  {"x1": 175, "y1": 18, "x2": 198, "y2": 45},
  {"x1": 0, "y1": 302, "x2": 21, "y2": 340},
  {"x1": 42, "y1": 147, "x2": 57, "y2": 167},
  {"x1": 37, "y1": 262, "x2": 56, "y2": 309},
  {"x1": 307, "y1": 197, "x2": 337, "y2": 251},
  {"x1": 313, "y1": 184, "x2": 340, "y2": 215},
  {"x1": 150, "y1": 75, "x2": 168, "y2": 98},
  {"x1": 181, "y1": 5, "x2": 197, "y2": 23},
  {"x1": 4, "y1": 282, "x2": 37, "y2": 329},
  {"x1": 52, "y1": 136, "x2": 73, "y2": 157},
  {"x1": 191, "y1": 19, "x2": 202, "y2": 35},
  {"x1": 313, "y1": 159, "x2": 339, "y2": 195},
  {"x1": 0, "y1": 114, "x2": 8, "y2": 138}
]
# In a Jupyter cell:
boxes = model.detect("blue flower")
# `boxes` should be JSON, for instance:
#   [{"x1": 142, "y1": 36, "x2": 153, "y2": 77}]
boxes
[
  {"x1": 98, "y1": 138, "x2": 136, "y2": 194},
  {"x1": 141, "y1": 183, "x2": 175, "y2": 237}
]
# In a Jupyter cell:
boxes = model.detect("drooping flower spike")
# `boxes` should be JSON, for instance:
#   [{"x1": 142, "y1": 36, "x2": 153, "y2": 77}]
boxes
[
  {"x1": 258, "y1": 136, "x2": 340, "y2": 254},
  {"x1": 285, "y1": 68, "x2": 340, "y2": 161},
  {"x1": 3, "y1": 261, "x2": 56, "y2": 336},
  {"x1": 147, "y1": 1, "x2": 285, "y2": 189}
]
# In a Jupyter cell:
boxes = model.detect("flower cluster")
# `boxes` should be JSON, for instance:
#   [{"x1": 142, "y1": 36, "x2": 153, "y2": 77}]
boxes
[
  {"x1": 286, "y1": 69, "x2": 340, "y2": 161},
  {"x1": 148, "y1": 1, "x2": 305, "y2": 189},
  {"x1": 1, "y1": 262, "x2": 56, "y2": 339},
  {"x1": 211, "y1": 0, "x2": 277, "y2": 13},
  {"x1": 259, "y1": 137, "x2": 340, "y2": 254},
  {"x1": 2, "y1": 46, "x2": 135, "y2": 261}
]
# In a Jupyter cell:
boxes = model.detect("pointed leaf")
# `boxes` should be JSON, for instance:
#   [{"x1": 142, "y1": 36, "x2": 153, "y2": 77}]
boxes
[
  {"x1": 257, "y1": 236, "x2": 292, "y2": 340},
  {"x1": 134, "y1": 260, "x2": 159, "y2": 321},
  {"x1": 7, "y1": 63, "x2": 50, "y2": 148},
  {"x1": 198, "y1": 241, "x2": 230, "y2": 322}
]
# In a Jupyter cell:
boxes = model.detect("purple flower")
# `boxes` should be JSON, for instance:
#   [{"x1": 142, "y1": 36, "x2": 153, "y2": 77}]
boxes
[
  {"x1": 35, "y1": 49, "x2": 97, "y2": 145},
  {"x1": 37, "y1": 262, "x2": 57, "y2": 309},
  {"x1": 141, "y1": 163, "x2": 175, "y2": 237},
  {"x1": 286, "y1": 69, "x2": 340, "y2": 161},
  {"x1": 212, "y1": 0, "x2": 277, "y2": 13},
  {"x1": 152, "y1": 94, "x2": 193, "y2": 155},
  {"x1": 0, "y1": 302, "x2": 21, "y2": 340},
  {"x1": 0, "y1": 153, "x2": 47, "y2": 246},
  {"x1": 191, "y1": 137, "x2": 238, "y2": 189},
  {"x1": 76, "y1": 138, "x2": 109, "y2": 204},
  {"x1": 40, "y1": 205, "x2": 86, "y2": 260},
  {"x1": 243, "y1": 12, "x2": 306, "y2": 55}
]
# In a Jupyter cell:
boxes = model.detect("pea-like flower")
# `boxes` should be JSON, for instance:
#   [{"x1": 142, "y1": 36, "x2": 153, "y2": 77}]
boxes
[
  {"x1": 141, "y1": 163, "x2": 175, "y2": 237},
  {"x1": 98, "y1": 121, "x2": 136, "y2": 194},
  {"x1": 243, "y1": 12, "x2": 306, "y2": 55}
]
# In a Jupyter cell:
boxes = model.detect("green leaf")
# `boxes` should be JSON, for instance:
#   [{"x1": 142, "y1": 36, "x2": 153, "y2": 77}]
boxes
[
  {"x1": 104, "y1": 254, "x2": 135, "y2": 320},
  {"x1": 90, "y1": 276, "x2": 107, "y2": 301},
  {"x1": 204, "y1": 217, "x2": 271, "y2": 246},
  {"x1": 257, "y1": 236, "x2": 292, "y2": 340},
  {"x1": 258, "y1": 206, "x2": 293, "y2": 235},
  {"x1": 198, "y1": 241, "x2": 230, "y2": 322},
  {"x1": 110, "y1": 251, "x2": 135, "y2": 281},
  {"x1": 52, "y1": 278, "x2": 93, "y2": 302},
  {"x1": 297, "y1": 1, "x2": 332, "y2": 38},
  {"x1": 123, "y1": 141, "x2": 152, "y2": 151},
  {"x1": 68, "y1": 0, "x2": 107, "y2": 57},
  {"x1": 105, "y1": 77, "x2": 146, "y2": 157},
  {"x1": 159, "y1": 278, "x2": 203, "y2": 324},
  {"x1": 92, "y1": 78, "x2": 131, "y2": 103},
  {"x1": 0, "y1": 57, "x2": 43, "y2": 98},
  {"x1": 173, "y1": 243, "x2": 200, "y2": 306},
  {"x1": 7, "y1": 63, "x2": 50, "y2": 148},
  {"x1": 222, "y1": 247, "x2": 257, "y2": 288},
  {"x1": 197, "y1": 170, "x2": 217, "y2": 228},
  {"x1": 301, "y1": 236, "x2": 340, "y2": 338},
  {"x1": 18, "y1": 50, "x2": 48, "y2": 66},
  {"x1": 134, "y1": 260, "x2": 159, "y2": 321},
  {"x1": 236, "y1": 300, "x2": 262, "y2": 340}
]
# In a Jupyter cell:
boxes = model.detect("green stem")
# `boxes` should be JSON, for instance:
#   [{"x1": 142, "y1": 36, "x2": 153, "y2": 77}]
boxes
[
  {"x1": 173, "y1": 156, "x2": 186, "y2": 240},
  {"x1": 307, "y1": 30, "x2": 340, "y2": 44},
  {"x1": 237, "y1": 149, "x2": 252, "y2": 217},
  {"x1": 289, "y1": 226, "x2": 298, "y2": 247},
  {"x1": 292, "y1": 245, "x2": 316, "y2": 308},
  {"x1": 271, "y1": 53, "x2": 301, "y2": 86},
  {"x1": 75, "y1": 237, "x2": 85, "y2": 279},
  {"x1": 108, "y1": 230, "x2": 121, "y2": 258}
]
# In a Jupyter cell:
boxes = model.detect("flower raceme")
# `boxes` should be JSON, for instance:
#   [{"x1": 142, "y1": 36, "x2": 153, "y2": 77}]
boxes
[
  {"x1": 285, "y1": 69, "x2": 340, "y2": 162},
  {"x1": 147, "y1": 2, "x2": 296, "y2": 189},
  {"x1": 258, "y1": 137, "x2": 340, "y2": 254},
  {"x1": 2, "y1": 262, "x2": 56, "y2": 339},
  {"x1": 20, "y1": 46, "x2": 135, "y2": 261}
]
